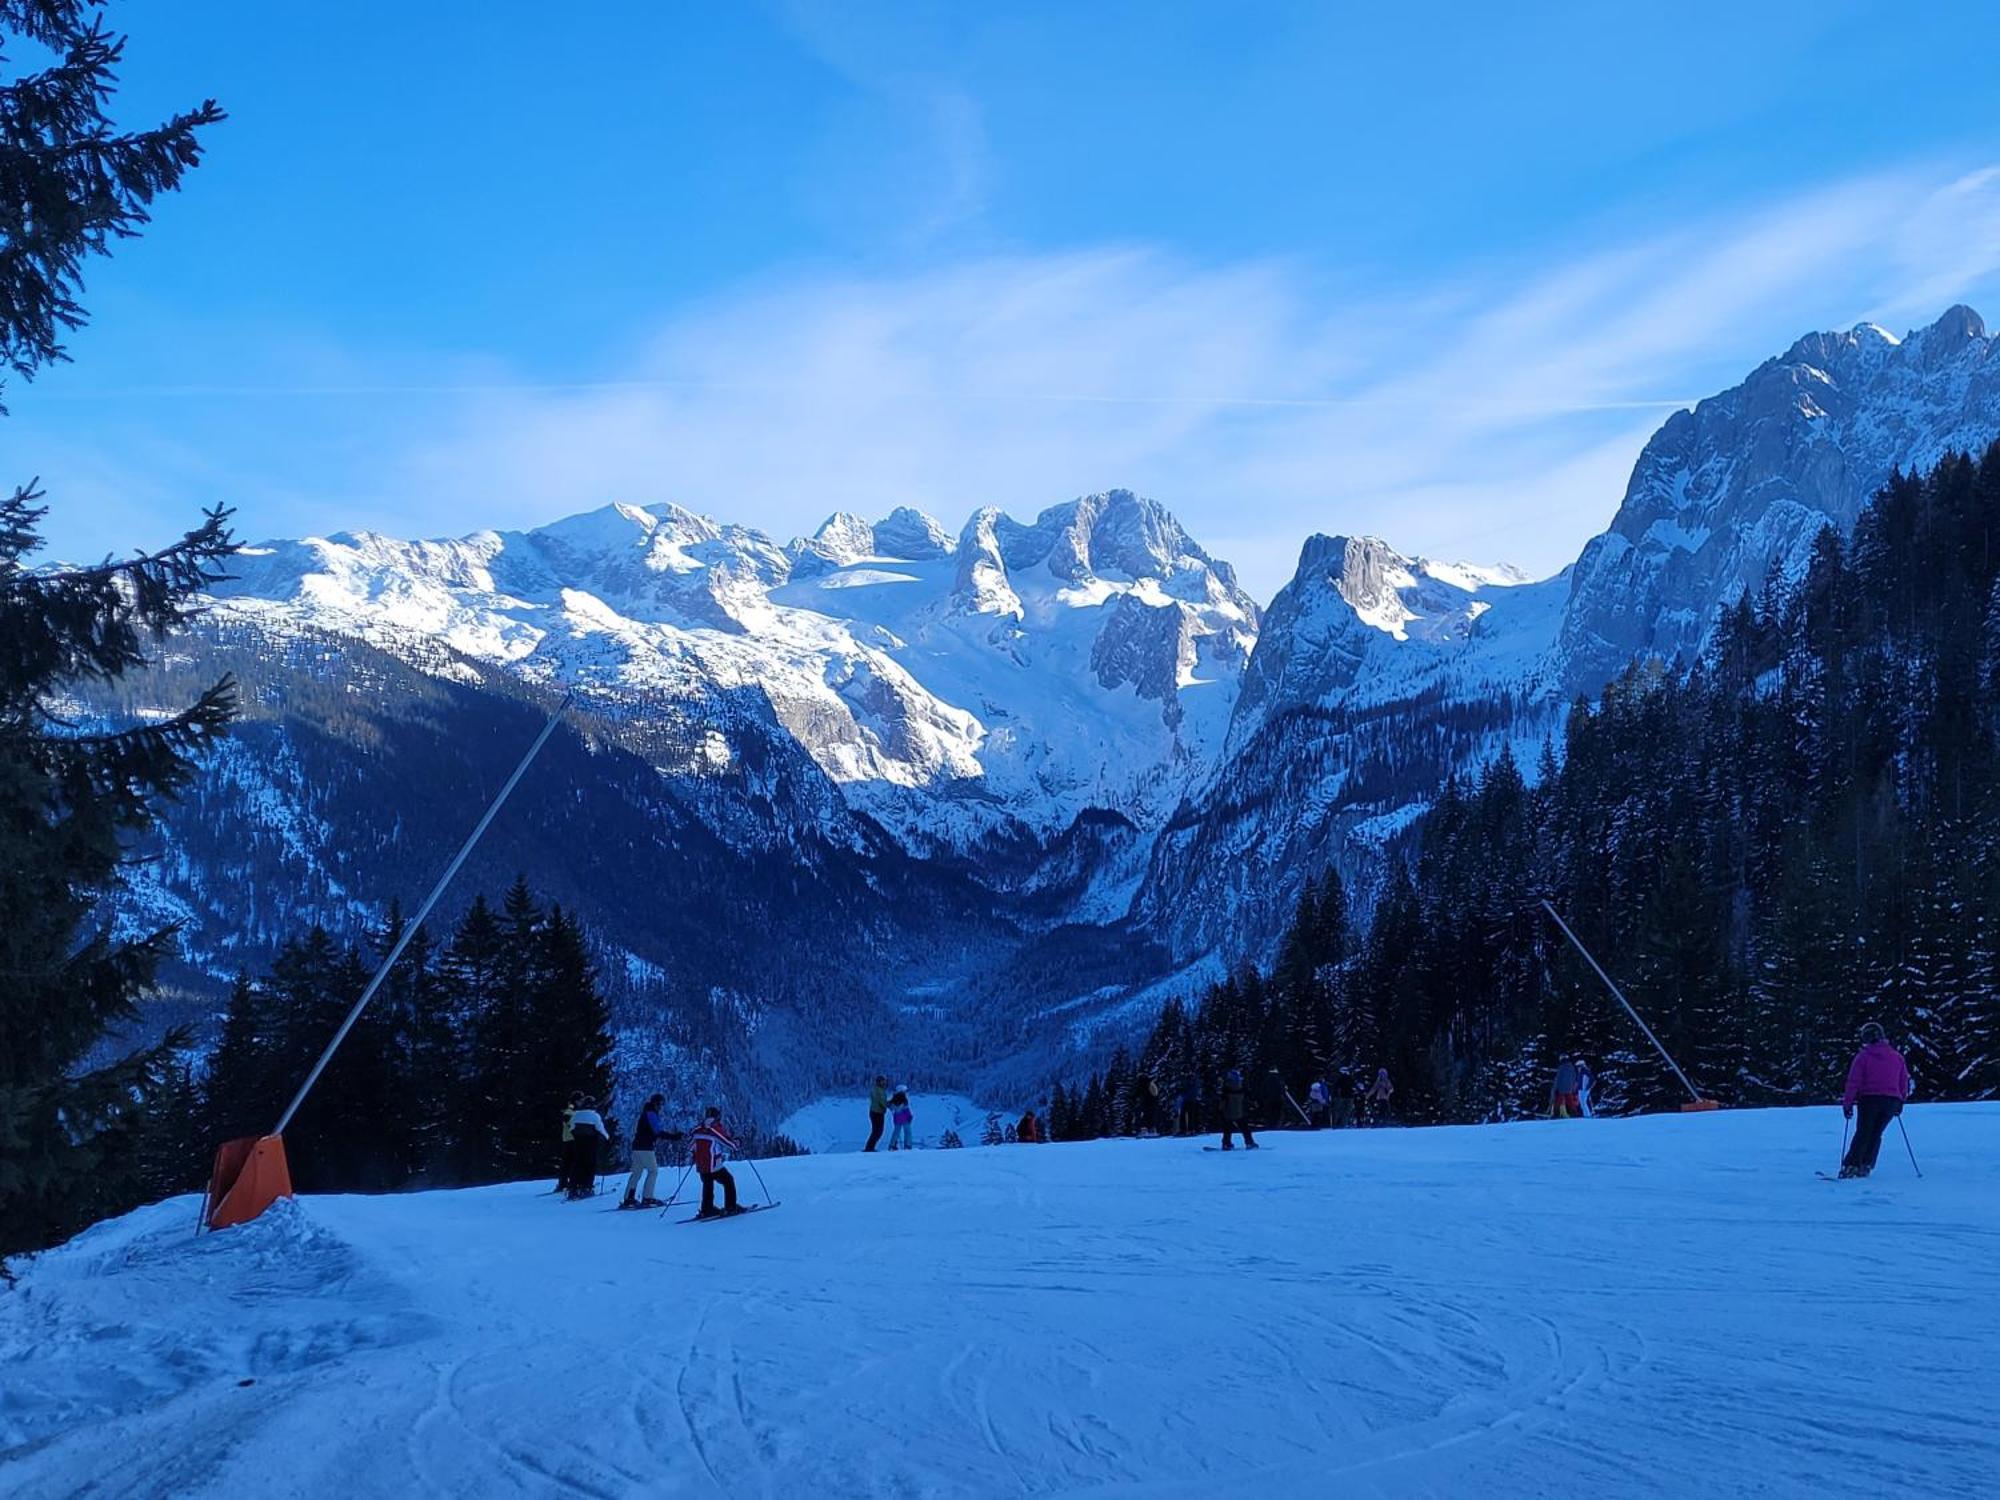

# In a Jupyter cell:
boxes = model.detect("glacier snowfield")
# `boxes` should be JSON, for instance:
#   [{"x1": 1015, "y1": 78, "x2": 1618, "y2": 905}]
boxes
[{"x1": 4, "y1": 1106, "x2": 1997, "y2": 1498}]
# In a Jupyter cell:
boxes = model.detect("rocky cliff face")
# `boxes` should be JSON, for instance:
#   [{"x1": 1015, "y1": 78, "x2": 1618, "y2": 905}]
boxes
[{"x1": 1557, "y1": 305, "x2": 2000, "y2": 688}]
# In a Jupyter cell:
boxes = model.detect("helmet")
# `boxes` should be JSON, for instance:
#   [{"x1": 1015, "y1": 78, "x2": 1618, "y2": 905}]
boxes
[{"x1": 1859, "y1": 1021, "x2": 1886, "y2": 1045}]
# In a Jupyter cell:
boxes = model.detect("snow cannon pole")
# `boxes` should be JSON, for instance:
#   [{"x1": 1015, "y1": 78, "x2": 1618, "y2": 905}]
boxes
[
  {"x1": 1538, "y1": 900, "x2": 1716, "y2": 1112},
  {"x1": 1275, "y1": 1073, "x2": 1313, "y2": 1128},
  {"x1": 273, "y1": 694, "x2": 573, "y2": 1139}
]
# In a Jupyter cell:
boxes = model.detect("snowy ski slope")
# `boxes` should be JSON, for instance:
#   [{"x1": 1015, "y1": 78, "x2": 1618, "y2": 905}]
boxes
[{"x1": 4, "y1": 1105, "x2": 1996, "y2": 1498}]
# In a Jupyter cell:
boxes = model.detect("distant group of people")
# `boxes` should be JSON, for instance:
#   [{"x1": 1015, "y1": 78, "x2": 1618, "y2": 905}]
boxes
[
  {"x1": 1548, "y1": 1057, "x2": 1596, "y2": 1118},
  {"x1": 559, "y1": 1091, "x2": 749, "y2": 1218},
  {"x1": 864, "y1": 1077, "x2": 917, "y2": 1151},
  {"x1": 1297, "y1": 1067, "x2": 1397, "y2": 1129}
]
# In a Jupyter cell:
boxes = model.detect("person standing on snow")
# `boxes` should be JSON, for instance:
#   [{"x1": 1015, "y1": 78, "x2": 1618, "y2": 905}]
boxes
[
  {"x1": 1839, "y1": 1023, "x2": 1912, "y2": 1179},
  {"x1": 1220, "y1": 1068, "x2": 1258, "y2": 1150},
  {"x1": 1332, "y1": 1067, "x2": 1356, "y2": 1128},
  {"x1": 1017, "y1": 1108, "x2": 1041, "y2": 1143},
  {"x1": 865, "y1": 1076, "x2": 890, "y2": 1153},
  {"x1": 692, "y1": 1106, "x2": 743, "y2": 1217},
  {"x1": 1576, "y1": 1058, "x2": 1597, "y2": 1118},
  {"x1": 888, "y1": 1086, "x2": 914, "y2": 1150},
  {"x1": 557, "y1": 1091, "x2": 583, "y2": 1193},
  {"x1": 1307, "y1": 1077, "x2": 1331, "y2": 1129},
  {"x1": 1549, "y1": 1058, "x2": 1581, "y2": 1118},
  {"x1": 620, "y1": 1093, "x2": 683, "y2": 1209},
  {"x1": 564, "y1": 1096, "x2": 608, "y2": 1199},
  {"x1": 1366, "y1": 1068, "x2": 1394, "y2": 1126}
]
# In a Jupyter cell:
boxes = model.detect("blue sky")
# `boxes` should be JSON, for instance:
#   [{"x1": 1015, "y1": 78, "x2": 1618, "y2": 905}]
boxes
[{"x1": 14, "y1": 0, "x2": 2000, "y2": 597}]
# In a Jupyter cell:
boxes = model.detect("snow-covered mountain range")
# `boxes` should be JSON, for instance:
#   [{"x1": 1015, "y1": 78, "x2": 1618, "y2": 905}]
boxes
[{"x1": 123, "y1": 305, "x2": 2000, "y2": 1097}]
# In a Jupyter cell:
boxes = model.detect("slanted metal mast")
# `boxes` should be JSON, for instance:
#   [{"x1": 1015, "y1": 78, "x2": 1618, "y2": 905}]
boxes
[
  {"x1": 273, "y1": 695, "x2": 572, "y2": 1137},
  {"x1": 1539, "y1": 899, "x2": 1706, "y2": 1106}
]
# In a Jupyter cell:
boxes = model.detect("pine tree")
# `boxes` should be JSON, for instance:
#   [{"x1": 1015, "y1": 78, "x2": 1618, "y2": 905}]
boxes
[{"x1": 0, "y1": 0, "x2": 228, "y2": 1262}]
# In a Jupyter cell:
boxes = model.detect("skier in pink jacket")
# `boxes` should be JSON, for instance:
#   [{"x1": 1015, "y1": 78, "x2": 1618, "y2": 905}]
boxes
[{"x1": 1838, "y1": 1022, "x2": 1911, "y2": 1179}]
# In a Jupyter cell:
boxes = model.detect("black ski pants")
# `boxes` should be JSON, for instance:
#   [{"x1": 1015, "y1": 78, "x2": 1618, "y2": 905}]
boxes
[
  {"x1": 701, "y1": 1166, "x2": 739, "y2": 1213},
  {"x1": 1844, "y1": 1095, "x2": 1901, "y2": 1172},
  {"x1": 1222, "y1": 1120, "x2": 1256, "y2": 1148},
  {"x1": 865, "y1": 1110, "x2": 886, "y2": 1152}
]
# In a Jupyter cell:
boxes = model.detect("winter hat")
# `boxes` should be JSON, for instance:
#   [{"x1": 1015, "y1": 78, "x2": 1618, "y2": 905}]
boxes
[
  {"x1": 704, "y1": 1105, "x2": 722, "y2": 1119},
  {"x1": 1859, "y1": 1021, "x2": 1887, "y2": 1045}
]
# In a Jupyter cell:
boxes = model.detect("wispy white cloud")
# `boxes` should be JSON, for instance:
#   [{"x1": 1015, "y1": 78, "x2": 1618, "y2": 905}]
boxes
[{"x1": 25, "y1": 161, "x2": 2000, "y2": 597}]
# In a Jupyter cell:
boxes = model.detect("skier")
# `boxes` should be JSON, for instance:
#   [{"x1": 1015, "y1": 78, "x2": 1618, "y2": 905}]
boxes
[
  {"x1": 1017, "y1": 1108, "x2": 1041, "y2": 1143},
  {"x1": 620, "y1": 1093, "x2": 682, "y2": 1209},
  {"x1": 888, "y1": 1086, "x2": 914, "y2": 1150},
  {"x1": 1549, "y1": 1058, "x2": 1581, "y2": 1119},
  {"x1": 1307, "y1": 1077, "x2": 1331, "y2": 1129},
  {"x1": 1366, "y1": 1068, "x2": 1394, "y2": 1126},
  {"x1": 1220, "y1": 1068, "x2": 1258, "y2": 1150},
  {"x1": 1332, "y1": 1067, "x2": 1356, "y2": 1128},
  {"x1": 1576, "y1": 1057, "x2": 1597, "y2": 1118},
  {"x1": 691, "y1": 1106, "x2": 743, "y2": 1217},
  {"x1": 1138, "y1": 1074, "x2": 1161, "y2": 1135},
  {"x1": 865, "y1": 1076, "x2": 889, "y2": 1153},
  {"x1": 565, "y1": 1095, "x2": 608, "y2": 1200},
  {"x1": 556, "y1": 1091, "x2": 584, "y2": 1193},
  {"x1": 1839, "y1": 1022, "x2": 1912, "y2": 1179}
]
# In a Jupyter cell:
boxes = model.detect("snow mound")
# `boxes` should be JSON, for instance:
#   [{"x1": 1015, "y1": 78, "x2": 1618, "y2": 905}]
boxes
[{"x1": 4, "y1": 1106, "x2": 1996, "y2": 1497}]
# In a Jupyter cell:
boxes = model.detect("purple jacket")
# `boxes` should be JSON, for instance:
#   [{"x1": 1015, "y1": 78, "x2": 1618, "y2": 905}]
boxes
[{"x1": 1842, "y1": 1042, "x2": 1910, "y2": 1106}]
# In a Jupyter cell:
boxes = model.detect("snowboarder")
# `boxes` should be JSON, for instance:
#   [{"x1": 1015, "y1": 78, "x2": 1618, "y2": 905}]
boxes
[
  {"x1": 1576, "y1": 1058, "x2": 1596, "y2": 1118},
  {"x1": 865, "y1": 1076, "x2": 889, "y2": 1152},
  {"x1": 1366, "y1": 1068, "x2": 1394, "y2": 1126},
  {"x1": 565, "y1": 1095, "x2": 608, "y2": 1200},
  {"x1": 692, "y1": 1106, "x2": 743, "y2": 1217},
  {"x1": 1839, "y1": 1023, "x2": 1912, "y2": 1179},
  {"x1": 1307, "y1": 1077, "x2": 1331, "y2": 1129},
  {"x1": 1549, "y1": 1058, "x2": 1581, "y2": 1119},
  {"x1": 621, "y1": 1093, "x2": 682, "y2": 1209},
  {"x1": 1017, "y1": 1108, "x2": 1041, "y2": 1143},
  {"x1": 888, "y1": 1086, "x2": 914, "y2": 1150},
  {"x1": 1220, "y1": 1068, "x2": 1257, "y2": 1150}
]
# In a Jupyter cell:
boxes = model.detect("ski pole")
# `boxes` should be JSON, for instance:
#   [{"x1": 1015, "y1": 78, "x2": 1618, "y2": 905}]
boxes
[
  {"x1": 657, "y1": 1162, "x2": 695, "y2": 1215},
  {"x1": 1896, "y1": 1115, "x2": 1923, "y2": 1178},
  {"x1": 744, "y1": 1154, "x2": 776, "y2": 1207}
]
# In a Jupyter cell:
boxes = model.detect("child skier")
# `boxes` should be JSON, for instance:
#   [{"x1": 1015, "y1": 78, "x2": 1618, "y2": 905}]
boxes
[
  {"x1": 1307, "y1": 1077, "x2": 1331, "y2": 1128},
  {"x1": 620, "y1": 1093, "x2": 682, "y2": 1210},
  {"x1": 1220, "y1": 1068, "x2": 1257, "y2": 1150},
  {"x1": 888, "y1": 1086, "x2": 914, "y2": 1150},
  {"x1": 691, "y1": 1106, "x2": 743, "y2": 1218},
  {"x1": 1839, "y1": 1022, "x2": 1912, "y2": 1179}
]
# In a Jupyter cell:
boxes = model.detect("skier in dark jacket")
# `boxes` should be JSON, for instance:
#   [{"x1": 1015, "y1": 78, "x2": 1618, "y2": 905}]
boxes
[
  {"x1": 865, "y1": 1076, "x2": 889, "y2": 1152},
  {"x1": 1839, "y1": 1023, "x2": 1912, "y2": 1179},
  {"x1": 620, "y1": 1093, "x2": 684, "y2": 1209},
  {"x1": 1549, "y1": 1058, "x2": 1581, "y2": 1118},
  {"x1": 692, "y1": 1106, "x2": 743, "y2": 1217},
  {"x1": 1332, "y1": 1068, "x2": 1356, "y2": 1128},
  {"x1": 1220, "y1": 1069, "x2": 1258, "y2": 1150}
]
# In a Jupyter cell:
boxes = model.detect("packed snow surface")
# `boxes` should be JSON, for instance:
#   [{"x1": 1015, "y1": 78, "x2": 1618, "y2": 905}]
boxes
[{"x1": 5, "y1": 1106, "x2": 1997, "y2": 1498}]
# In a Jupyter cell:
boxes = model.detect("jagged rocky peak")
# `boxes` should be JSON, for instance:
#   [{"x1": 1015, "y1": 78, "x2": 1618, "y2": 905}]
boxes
[
  {"x1": 872, "y1": 506, "x2": 954, "y2": 560},
  {"x1": 790, "y1": 505, "x2": 954, "y2": 577},
  {"x1": 1557, "y1": 303, "x2": 2000, "y2": 689},
  {"x1": 948, "y1": 489, "x2": 1259, "y2": 626}
]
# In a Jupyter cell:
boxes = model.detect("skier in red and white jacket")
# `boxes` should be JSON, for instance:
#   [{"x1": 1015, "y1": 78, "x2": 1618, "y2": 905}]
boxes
[{"x1": 691, "y1": 1107, "x2": 743, "y2": 1218}]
